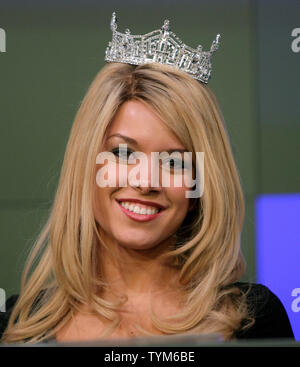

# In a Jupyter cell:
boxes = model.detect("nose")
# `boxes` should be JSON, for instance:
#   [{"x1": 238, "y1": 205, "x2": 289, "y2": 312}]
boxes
[{"x1": 128, "y1": 152, "x2": 162, "y2": 193}]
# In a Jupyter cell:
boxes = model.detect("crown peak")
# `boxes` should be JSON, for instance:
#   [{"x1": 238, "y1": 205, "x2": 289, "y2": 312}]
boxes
[
  {"x1": 210, "y1": 34, "x2": 221, "y2": 53},
  {"x1": 162, "y1": 19, "x2": 170, "y2": 32},
  {"x1": 110, "y1": 12, "x2": 117, "y2": 31}
]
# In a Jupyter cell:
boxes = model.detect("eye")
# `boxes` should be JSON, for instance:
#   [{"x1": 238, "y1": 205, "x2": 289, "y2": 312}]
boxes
[
  {"x1": 111, "y1": 147, "x2": 129, "y2": 158},
  {"x1": 162, "y1": 158, "x2": 185, "y2": 170},
  {"x1": 111, "y1": 147, "x2": 136, "y2": 163}
]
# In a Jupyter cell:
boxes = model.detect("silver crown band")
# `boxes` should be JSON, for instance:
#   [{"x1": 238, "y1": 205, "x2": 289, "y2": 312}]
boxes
[{"x1": 104, "y1": 12, "x2": 220, "y2": 84}]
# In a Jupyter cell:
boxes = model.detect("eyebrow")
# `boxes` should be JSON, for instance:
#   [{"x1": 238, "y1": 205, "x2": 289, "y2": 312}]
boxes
[{"x1": 106, "y1": 133, "x2": 188, "y2": 153}]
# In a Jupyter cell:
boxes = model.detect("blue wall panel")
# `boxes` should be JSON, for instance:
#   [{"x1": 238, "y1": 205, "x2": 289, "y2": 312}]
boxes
[{"x1": 256, "y1": 194, "x2": 300, "y2": 340}]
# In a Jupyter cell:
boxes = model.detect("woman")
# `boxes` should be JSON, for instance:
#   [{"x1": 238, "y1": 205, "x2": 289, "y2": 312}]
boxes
[{"x1": 0, "y1": 17, "x2": 294, "y2": 343}]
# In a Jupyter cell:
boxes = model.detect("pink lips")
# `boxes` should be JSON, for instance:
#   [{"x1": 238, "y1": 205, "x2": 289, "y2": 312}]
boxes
[{"x1": 116, "y1": 200, "x2": 164, "y2": 222}]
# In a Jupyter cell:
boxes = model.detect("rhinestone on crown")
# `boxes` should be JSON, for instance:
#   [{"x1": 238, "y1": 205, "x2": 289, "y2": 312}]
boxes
[{"x1": 104, "y1": 12, "x2": 220, "y2": 84}]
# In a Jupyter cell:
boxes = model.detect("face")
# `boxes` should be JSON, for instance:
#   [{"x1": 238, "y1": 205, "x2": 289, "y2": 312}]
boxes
[{"x1": 93, "y1": 99, "x2": 195, "y2": 252}]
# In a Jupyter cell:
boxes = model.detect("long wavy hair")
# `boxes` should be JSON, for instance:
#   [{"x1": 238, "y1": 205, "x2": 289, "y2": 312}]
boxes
[{"x1": 2, "y1": 62, "x2": 253, "y2": 343}]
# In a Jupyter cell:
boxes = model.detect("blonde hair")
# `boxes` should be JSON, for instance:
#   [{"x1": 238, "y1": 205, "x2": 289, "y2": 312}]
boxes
[{"x1": 2, "y1": 62, "x2": 253, "y2": 343}]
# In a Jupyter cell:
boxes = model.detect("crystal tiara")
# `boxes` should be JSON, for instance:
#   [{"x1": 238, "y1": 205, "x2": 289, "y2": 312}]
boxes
[{"x1": 104, "y1": 12, "x2": 220, "y2": 84}]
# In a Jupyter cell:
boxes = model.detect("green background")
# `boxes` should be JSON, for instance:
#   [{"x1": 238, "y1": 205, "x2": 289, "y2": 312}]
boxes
[{"x1": 0, "y1": 0, "x2": 299, "y2": 297}]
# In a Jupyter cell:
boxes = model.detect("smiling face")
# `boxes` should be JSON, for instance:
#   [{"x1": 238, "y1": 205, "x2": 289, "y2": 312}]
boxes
[{"x1": 93, "y1": 99, "x2": 194, "y2": 252}]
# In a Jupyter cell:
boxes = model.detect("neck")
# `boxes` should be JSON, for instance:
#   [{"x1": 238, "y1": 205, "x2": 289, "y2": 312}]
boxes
[{"x1": 97, "y1": 230, "x2": 181, "y2": 299}]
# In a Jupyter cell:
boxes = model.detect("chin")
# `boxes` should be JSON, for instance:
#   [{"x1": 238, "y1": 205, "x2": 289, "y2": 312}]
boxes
[
  {"x1": 119, "y1": 240, "x2": 159, "y2": 251},
  {"x1": 115, "y1": 235, "x2": 160, "y2": 251}
]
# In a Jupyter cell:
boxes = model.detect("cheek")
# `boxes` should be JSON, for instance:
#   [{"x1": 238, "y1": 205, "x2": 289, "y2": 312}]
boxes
[
  {"x1": 167, "y1": 186, "x2": 190, "y2": 213},
  {"x1": 166, "y1": 170, "x2": 195, "y2": 202},
  {"x1": 95, "y1": 162, "x2": 128, "y2": 188},
  {"x1": 162, "y1": 168, "x2": 194, "y2": 189},
  {"x1": 116, "y1": 163, "x2": 129, "y2": 187}
]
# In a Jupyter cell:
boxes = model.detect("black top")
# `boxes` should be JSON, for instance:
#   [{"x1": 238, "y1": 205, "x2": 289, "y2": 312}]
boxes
[{"x1": 0, "y1": 283, "x2": 294, "y2": 342}]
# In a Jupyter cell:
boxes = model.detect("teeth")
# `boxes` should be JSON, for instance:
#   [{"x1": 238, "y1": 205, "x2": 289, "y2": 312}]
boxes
[{"x1": 119, "y1": 201, "x2": 159, "y2": 215}]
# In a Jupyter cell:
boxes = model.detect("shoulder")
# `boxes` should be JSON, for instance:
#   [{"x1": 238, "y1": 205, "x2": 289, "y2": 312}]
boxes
[
  {"x1": 0, "y1": 294, "x2": 19, "y2": 340},
  {"x1": 233, "y1": 282, "x2": 294, "y2": 339}
]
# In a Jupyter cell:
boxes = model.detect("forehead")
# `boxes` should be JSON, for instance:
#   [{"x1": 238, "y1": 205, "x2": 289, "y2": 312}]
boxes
[{"x1": 104, "y1": 100, "x2": 185, "y2": 149}]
